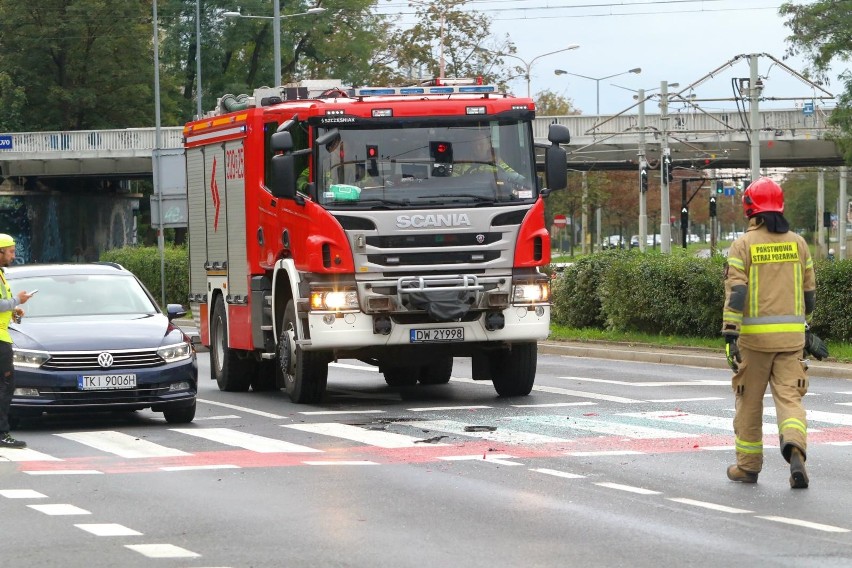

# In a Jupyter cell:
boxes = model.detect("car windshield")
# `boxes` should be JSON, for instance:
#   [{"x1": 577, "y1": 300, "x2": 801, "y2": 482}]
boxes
[
  {"x1": 315, "y1": 120, "x2": 537, "y2": 209},
  {"x1": 10, "y1": 273, "x2": 159, "y2": 318}
]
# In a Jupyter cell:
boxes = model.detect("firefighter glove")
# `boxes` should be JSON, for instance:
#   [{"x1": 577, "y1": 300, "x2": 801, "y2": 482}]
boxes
[
  {"x1": 724, "y1": 334, "x2": 741, "y2": 372},
  {"x1": 805, "y1": 330, "x2": 829, "y2": 361}
]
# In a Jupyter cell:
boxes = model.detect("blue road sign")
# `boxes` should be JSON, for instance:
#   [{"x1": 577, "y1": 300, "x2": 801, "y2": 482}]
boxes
[
  {"x1": 0, "y1": 135, "x2": 12, "y2": 150},
  {"x1": 724, "y1": 187, "x2": 736, "y2": 196},
  {"x1": 803, "y1": 101, "x2": 815, "y2": 116}
]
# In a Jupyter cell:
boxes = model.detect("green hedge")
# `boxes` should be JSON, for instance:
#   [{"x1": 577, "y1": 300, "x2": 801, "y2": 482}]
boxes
[
  {"x1": 552, "y1": 251, "x2": 852, "y2": 342},
  {"x1": 99, "y1": 245, "x2": 188, "y2": 308}
]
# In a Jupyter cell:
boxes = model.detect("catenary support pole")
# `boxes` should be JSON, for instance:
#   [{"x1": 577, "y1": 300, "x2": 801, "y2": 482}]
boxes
[
  {"x1": 840, "y1": 166, "x2": 848, "y2": 260},
  {"x1": 638, "y1": 89, "x2": 647, "y2": 252},
  {"x1": 659, "y1": 81, "x2": 672, "y2": 254}
]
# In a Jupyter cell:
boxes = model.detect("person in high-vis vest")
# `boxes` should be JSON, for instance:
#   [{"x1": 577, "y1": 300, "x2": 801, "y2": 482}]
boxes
[
  {"x1": 722, "y1": 178, "x2": 815, "y2": 489},
  {"x1": 452, "y1": 134, "x2": 525, "y2": 186},
  {"x1": 0, "y1": 234, "x2": 35, "y2": 448}
]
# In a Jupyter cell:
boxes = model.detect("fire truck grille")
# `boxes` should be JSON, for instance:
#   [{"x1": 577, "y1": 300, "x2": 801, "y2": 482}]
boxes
[
  {"x1": 42, "y1": 350, "x2": 164, "y2": 371},
  {"x1": 367, "y1": 251, "x2": 501, "y2": 266},
  {"x1": 366, "y1": 233, "x2": 501, "y2": 248}
]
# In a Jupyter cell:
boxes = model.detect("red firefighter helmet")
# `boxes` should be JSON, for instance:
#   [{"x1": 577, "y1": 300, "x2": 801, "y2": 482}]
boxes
[{"x1": 742, "y1": 177, "x2": 784, "y2": 217}]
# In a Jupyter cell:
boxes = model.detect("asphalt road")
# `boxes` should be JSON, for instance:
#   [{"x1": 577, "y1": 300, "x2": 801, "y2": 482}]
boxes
[{"x1": 2, "y1": 347, "x2": 851, "y2": 567}]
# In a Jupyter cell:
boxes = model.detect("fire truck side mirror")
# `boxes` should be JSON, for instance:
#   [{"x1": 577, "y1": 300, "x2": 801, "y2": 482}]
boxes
[
  {"x1": 271, "y1": 131, "x2": 294, "y2": 152},
  {"x1": 271, "y1": 154, "x2": 296, "y2": 200},
  {"x1": 544, "y1": 146, "x2": 567, "y2": 192},
  {"x1": 547, "y1": 123, "x2": 571, "y2": 145}
]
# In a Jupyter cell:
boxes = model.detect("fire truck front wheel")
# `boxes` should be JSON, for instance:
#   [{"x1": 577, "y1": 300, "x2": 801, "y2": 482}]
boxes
[
  {"x1": 210, "y1": 297, "x2": 253, "y2": 392},
  {"x1": 490, "y1": 343, "x2": 537, "y2": 397},
  {"x1": 279, "y1": 299, "x2": 330, "y2": 404}
]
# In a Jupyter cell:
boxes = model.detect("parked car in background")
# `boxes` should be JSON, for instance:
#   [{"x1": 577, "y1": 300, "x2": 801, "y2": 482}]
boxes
[
  {"x1": 630, "y1": 235, "x2": 640, "y2": 248},
  {"x1": 602, "y1": 235, "x2": 625, "y2": 249},
  {"x1": 6, "y1": 263, "x2": 198, "y2": 426}
]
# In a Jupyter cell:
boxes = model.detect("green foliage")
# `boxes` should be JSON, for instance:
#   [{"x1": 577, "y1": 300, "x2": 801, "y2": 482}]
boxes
[
  {"x1": 810, "y1": 258, "x2": 852, "y2": 342},
  {"x1": 551, "y1": 250, "x2": 625, "y2": 328},
  {"x1": 99, "y1": 245, "x2": 188, "y2": 308},
  {"x1": 0, "y1": 72, "x2": 27, "y2": 131},
  {"x1": 599, "y1": 253, "x2": 725, "y2": 337},
  {"x1": 0, "y1": 0, "x2": 170, "y2": 130},
  {"x1": 534, "y1": 89, "x2": 578, "y2": 116}
]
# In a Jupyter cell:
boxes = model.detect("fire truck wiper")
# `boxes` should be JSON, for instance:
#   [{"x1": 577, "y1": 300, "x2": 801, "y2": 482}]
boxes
[
  {"x1": 330, "y1": 197, "x2": 409, "y2": 208},
  {"x1": 420, "y1": 194, "x2": 496, "y2": 204}
]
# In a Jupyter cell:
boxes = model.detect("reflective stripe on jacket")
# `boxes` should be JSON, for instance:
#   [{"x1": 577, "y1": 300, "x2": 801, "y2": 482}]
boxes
[
  {"x1": 0, "y1": 270, "x2": 14, "y2": 344},
  {"x1": 722, "y1": 219, "x2": 815, "y2": 352}
]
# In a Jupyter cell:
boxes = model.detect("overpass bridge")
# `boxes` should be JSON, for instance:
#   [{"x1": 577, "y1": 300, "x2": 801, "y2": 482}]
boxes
[
  {"x1": 0, "y1": 107, "x2": 841, "y2": 263},
  {"x1": 0, "y1": 107, "x2": 841, "y2": 182}
]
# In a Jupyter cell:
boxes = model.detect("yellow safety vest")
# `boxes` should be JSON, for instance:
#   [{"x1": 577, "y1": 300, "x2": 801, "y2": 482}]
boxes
[{"x1": 0, "y1": 270, "x2": 13, "y2": 343}]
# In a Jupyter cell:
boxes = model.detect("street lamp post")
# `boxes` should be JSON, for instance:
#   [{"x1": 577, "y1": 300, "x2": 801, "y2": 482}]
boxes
[
  {"x1": 224, "y1": 4, "x2": 326, "y2": 87},
  {"x1": 553, "y1": 67, "x2": 641, "y2": 115},
  {"x1": 480, "y1": 45, "x2": 580, "y2": 98}
]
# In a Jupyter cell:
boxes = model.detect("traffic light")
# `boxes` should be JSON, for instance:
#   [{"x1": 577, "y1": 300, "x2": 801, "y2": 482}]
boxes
[
  {"x1": 662, "y1": 155, "x2": 673, "y2": 183},
  {"x1": 716, "y1": 180, "x2": 724, "y2": 195},
  {"x1": 741, "y1": 178, "x2": 751, "y2": 193},
  {"x1": 640, "y1": 166, "x2": 648, "y2": 193},
  {"x1": 709, "y1": 196, "x2": 717, "y2": 217}
]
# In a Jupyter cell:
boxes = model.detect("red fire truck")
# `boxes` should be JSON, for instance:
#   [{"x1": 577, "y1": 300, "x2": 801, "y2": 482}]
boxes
[{"x1": 184, "y1": 79, "x2": 570, "y2": 403}]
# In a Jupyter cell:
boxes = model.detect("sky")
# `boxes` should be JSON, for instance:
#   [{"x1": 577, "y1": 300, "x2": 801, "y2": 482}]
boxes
[{"x1": 381, "y1": 0, "x2": 846, "y2": 116}]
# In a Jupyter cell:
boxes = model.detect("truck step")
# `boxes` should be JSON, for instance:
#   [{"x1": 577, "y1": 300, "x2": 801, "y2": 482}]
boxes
[
  {"x1": 261, "y1": 325, "x2": 273, "y2": 331},
  {"x1": 260, "y1": 353, "x2": 276, "y2": 360}
]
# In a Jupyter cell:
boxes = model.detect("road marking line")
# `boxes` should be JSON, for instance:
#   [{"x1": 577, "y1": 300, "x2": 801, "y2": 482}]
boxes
[
  {"x1": 172, "y1": 428, "x2": 321, "y2": 453},
  {"x1": 193, "y1": 415, "x2": 241, "y2": 420},
  {"x1": 283, "y1": 422, "x2": 443, "y2": 448},
  {"x1": 439, "y1": 454, "x2": 524, "y2": 466},
  {"x1": 667, "y1": 498, "x2": 752, "y2": 514},
  {"x1": 198, "y1": 398, "x2": 286, "y2": 419},
  {"x1": 511, "y1": 402, "x2": 597, "y2": 408},
  {"x1": 826, "y1": 441, "x2": 852, "y2": 446},
  {"x1": 838, "y1": 402, "x2": 852, "y2": 407},
  {"x1": 567, "y1": 450, "x2": 644, "y2": 457},
  {"x1": 766, "y1": 407, "x2": 852, "y2": 426},
  {"x1": 0, "y1": 489, "x2": 46, "y2": 499},
  {"x1": 56, "y1": 431, "x2": 189, "y2": 459},
  {"x1": 530, "y1": 468, "x2": 585, "y2": 479},
  {"x1": 125, "y1": 544, "x2": 201, "y2": 558},
  {"x1": 400, "y1": 419, "x2": 570, "y2": 444},
  {"x1": 408, "y1": 405, "x2": 492, "y2": 412},
  {"x1": 560, "y1": 376, "x2": 730, "y2": 387},
  {"x1": 755, "y1": 516, "x2": 849, "y2": 533},
  {"x1": 529, "y1": 414, "x2": 690, "y2": 439},
  {"x1": 75, "y1": 523, "x2": 142, "y2": 536},
  {"x1": 0, "y1": 448, "x2": 62, "y2": 462},
  {"x1": 299, "y1": 410, "x2": 385, "y2": 415},
  {"x1": 23, "y1": 469, "x2": 103, "y2": 475},
  {"x1": 160, "y1": 464, "x2": 241, "y2": 472},
  {"x1": 330, "y1": 362, "x2": 378, "y2": 372},
  {"x1": 646, "y1": 397, "x2": 725, "y2": 403},
  {"x1": 28, "y1": 503, "x2": 91, "y2": 515},
  {"x1": 540, "y1": 384, "x2": 644, "y2": 403},
  {"x1": 698, "y1": 446, "x2": 734, "y2": 451},
  {"x1": 303, "y1": 461, "x2": 379, "y2": 466},
  {"x1": 594, "y1": 482, "x2": 660, "y2": 495}
]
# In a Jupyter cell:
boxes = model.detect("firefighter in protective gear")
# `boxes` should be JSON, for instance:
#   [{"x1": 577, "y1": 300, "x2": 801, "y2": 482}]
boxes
[{"x1": 722, "y1": 177, "x2": 814, "y2": 489}]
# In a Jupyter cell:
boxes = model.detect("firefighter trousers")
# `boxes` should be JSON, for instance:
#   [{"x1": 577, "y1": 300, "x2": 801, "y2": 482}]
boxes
[{"x1": 731, "y1": 347, "x2": 808, "y2": 473}]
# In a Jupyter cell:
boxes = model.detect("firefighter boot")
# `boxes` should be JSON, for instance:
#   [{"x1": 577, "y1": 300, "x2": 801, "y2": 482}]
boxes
[
  {"x1": 726, "y1": 465, "x2": 758, "y2": 483},
  {"x1": 789, "y1": 447, "x2": 809, "y2": 489}
]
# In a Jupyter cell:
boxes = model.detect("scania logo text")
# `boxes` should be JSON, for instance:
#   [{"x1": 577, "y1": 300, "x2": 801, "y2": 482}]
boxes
[{"x1": 396, "y1": 213, "x2": 471, "y2": 229}]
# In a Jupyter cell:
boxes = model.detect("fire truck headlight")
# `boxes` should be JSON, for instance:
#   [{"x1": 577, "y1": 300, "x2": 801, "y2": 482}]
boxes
[
  {"x1": 512, "y1": 283, "x2": 550, "y2": 304},
  {"x1": 310, "y1": 290, "x2": 360, "y2": 311}
]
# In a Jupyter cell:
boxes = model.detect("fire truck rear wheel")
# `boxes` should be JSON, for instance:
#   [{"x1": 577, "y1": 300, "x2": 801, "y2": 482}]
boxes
[
  {"x1": 382, "y1": 367, "x2": 419, "y2": 387},
  {"x1": 210, "y1": 297, "x2": 253, "y2": 392},
  {"x1": 490, "y1": 343, "x2": 537, "y2": 397},
  {"x1": 418, "y1": 356, "x2": 453, "y2": 385},
  {"x1": 279, "y1": 299, "x2": 329, "y2": 403}
]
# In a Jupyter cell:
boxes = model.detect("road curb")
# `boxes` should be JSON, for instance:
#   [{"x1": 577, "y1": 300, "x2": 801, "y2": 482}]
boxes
[{"x1": 538, "y1": 341, "x2": 852, "y2": 380}]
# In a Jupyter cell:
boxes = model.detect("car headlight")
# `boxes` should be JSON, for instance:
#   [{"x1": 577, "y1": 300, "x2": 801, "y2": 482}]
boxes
[
  {"x1": 310, "y1": 289, "x2": 359, "y2": 311},
  {"x1": 513, "y1": 282, "x2": 550, "y2": 304},
  {"x1": 12, "y1": 348, "x2": 50, "y2": 369},
  {"x1": 157, "y1": 341, "x2": 193, "y2": 363}
]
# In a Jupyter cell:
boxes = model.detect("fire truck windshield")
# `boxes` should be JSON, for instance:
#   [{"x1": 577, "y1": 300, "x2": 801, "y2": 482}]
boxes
[{"x1": 315, "y1": 121, "x2": 537, "y2": 208}]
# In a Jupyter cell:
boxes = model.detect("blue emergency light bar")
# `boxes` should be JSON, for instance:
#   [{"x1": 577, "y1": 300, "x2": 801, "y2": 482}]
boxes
[{"x1": 355, "y1": 84, "x2": 499, "y2": 97}]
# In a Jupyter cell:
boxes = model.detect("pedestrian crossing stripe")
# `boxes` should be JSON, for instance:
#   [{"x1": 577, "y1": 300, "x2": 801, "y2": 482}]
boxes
[{"x1": 2, "y1": 409, "x2": 851, "y2": 473}]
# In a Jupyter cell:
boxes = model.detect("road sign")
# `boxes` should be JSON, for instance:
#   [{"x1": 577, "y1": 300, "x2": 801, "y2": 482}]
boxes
[
  {"x1": 0, "y1": 135, "x2": 12, "y2": 150},
  {"x1": 724, "y1": 187, "x2": 736, "y2": 196},
  {"x1": 803, "y1": 101, "x2": 814, "y2": 116},
  {"x1": 553, "y1": 214, "x2": 568, "y2": 227}
]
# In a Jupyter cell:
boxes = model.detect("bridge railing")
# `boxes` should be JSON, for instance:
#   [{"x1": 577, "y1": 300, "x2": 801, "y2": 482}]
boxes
[
  {"x1": 0, "y1": 127, "x2": 184, "y2": 157},
  {"x1": 533, "y1": 107, "x2": 835, "y2": 144}
]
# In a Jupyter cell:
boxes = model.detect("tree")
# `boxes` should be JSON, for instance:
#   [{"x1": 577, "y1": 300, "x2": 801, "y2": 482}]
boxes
[
  {"x1": 391, "y1": 0, "x2": 516, "y2": 86},
  {"x1": 780, "y1": 1, "x2": 852, "y2": 163},
  {"x1": 0, "y1": 0, "x2": 170, "y2": 130},
  {"x1": 535, "y1": 89, "x2": 579, "y2": 116}
]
